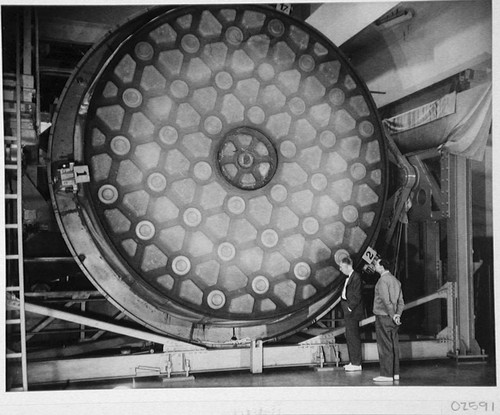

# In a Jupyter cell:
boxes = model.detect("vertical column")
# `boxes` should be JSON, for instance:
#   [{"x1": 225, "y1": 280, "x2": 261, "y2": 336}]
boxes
[
  {"x1": 23, "y1": 9, "x2": 32, "y2": 75},
  {"x1": 446, "y1": 153, "x2": 480, "y2": 355},
  {"x1": 422, "y1": 220, "x2": 442, "y2": 334},
  {"x1": 250, "y1": 340, "x2": 263, "y2": 374}
]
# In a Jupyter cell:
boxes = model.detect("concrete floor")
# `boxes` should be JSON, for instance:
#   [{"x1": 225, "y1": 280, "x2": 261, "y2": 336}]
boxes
[{"x1": 34, "y1": 359, "x2": 496, "y2": 390}]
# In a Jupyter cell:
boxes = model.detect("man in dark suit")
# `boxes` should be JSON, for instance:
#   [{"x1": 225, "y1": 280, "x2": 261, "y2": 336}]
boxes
[{"x1": 339, "y1": 256, "x2": 364, "y2": 371}]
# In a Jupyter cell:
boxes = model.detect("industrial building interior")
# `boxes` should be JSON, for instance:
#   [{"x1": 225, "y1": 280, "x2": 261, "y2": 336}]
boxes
[{"x1": 1, "y1": 0, "x2": 497, "y2": 404}]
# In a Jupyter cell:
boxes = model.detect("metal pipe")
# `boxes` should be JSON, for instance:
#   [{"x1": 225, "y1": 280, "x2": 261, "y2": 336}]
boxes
[
  {"x1": 24, "y1": 290, "x2": 102, "y2": 299},
  {"x1": 24, "y1": 257, "x2": 75, "y2": 262}
]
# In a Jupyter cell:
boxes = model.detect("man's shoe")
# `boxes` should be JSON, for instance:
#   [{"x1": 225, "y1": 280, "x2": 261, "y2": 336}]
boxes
[
  {"x1": 393, "y1": 375, "x2": 400, "y2": 380},
  {"x1": 345, "y1": 364, "x2": 362, "y2": 372},
  {"x1": 373, "y1": 376, "x2": 393, "y2": 382},
  {"x1": 343, "y1": 363, "x2": 353, "y2": 370}
]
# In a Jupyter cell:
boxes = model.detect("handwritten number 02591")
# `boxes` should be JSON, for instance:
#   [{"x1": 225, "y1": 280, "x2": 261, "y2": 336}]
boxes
[{"x1": 451, "y1": 402, "x2": 495, "y2": 412}]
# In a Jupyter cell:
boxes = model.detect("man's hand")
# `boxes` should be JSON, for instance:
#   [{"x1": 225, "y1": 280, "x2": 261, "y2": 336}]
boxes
[{"x1": 393, "y1": 314, "x2": 401, "y2": 325}]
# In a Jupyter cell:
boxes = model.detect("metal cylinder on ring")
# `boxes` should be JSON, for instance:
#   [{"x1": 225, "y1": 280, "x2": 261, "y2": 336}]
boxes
[{"x1": 49, "y1": 5, "x2": 388, "y2": 346}]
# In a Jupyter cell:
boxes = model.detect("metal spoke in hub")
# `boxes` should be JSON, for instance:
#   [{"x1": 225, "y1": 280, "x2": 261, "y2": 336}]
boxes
[{"x1": 218, "y1": 127, "x2": 277, "y2": 190}]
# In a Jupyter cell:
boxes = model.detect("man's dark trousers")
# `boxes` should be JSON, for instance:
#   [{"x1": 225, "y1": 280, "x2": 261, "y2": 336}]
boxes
[
  {"x1": 341, "y1": 270, "x2": 364, "y2": 366},
  {"x1": 343, "y1": 307, "x2": 362, "y2": 366},
  {"x1": 375, "y1": 315, "x2": 400, "y2": 377}
]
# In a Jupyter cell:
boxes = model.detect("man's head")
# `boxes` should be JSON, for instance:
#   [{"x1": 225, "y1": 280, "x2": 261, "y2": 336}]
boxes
[
  {"x1": 339, "y1": 256, "x2": 353, "y2": 276},
  {"x1": 374, "y1": 258, "x2": 390, "y2": 274}
]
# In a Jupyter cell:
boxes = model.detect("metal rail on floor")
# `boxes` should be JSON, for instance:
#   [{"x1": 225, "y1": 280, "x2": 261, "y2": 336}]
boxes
[
  {"x1": 10, "y1": 339, "x2": 342, "y2": 386},
  {"x1": 7, "y1": 282, "x2": 460, "y2": 387}
]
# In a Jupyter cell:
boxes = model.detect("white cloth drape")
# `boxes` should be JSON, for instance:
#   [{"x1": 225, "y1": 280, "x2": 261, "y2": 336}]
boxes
[{"x1": 442, "y1": 83, "x2": 492, "y2": 161}]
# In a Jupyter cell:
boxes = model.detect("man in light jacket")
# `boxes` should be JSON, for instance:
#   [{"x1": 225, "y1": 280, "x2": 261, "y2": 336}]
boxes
[{"x1": 372, "y1": 258, "x2": 404, "y2": 382}]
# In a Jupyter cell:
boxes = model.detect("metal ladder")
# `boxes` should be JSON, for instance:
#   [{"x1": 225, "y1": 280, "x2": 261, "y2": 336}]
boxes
[{"x1": 4, "y1": 10, "x2": 31, "y2": 391}]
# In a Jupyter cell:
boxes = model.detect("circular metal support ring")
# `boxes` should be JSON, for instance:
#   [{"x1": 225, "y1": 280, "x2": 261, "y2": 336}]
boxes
[{"x1": 49, "y1": 5, "x2": 388, "y2": 346}]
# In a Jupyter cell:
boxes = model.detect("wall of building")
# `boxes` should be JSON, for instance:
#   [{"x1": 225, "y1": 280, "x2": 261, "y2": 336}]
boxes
[{"x1": 348, "y1": 0, "x2": 492, "y2": 108}]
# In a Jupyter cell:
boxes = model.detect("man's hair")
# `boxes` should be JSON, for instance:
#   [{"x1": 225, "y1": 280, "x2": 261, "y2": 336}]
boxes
[
  {"x1": 378, "y1": 258, "x2": 391, "y2": 270},
  {"x1": 340, "y1": 256, "x2": 353, "y2": 266}
]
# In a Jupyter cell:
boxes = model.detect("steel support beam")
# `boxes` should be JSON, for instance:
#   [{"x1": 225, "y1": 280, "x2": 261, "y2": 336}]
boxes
[
  {"x1": 7, "y1": 298, "x2": 203, "y2": 351},
  {"x1": 26, "y1": 336, "x2": 150, "y2": 360},
  {"x1": 422, "y1": 220, "x2": 442, "y2": 334},
  {"x1": 361, "y1": 340, "x2": 449, "y2": 362},
  {"x1": 19, "y1": 344, "x2": 324, "y2": 385},
  {"x1": 445, "y1": 153, "x2": 481, "y2": 355},
  {"x1": 25, "y1": 301, "x2": 76, "y2": 341},
  {"x1": 12, "y1": 339, "x2": 450, "y2": 387}
]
